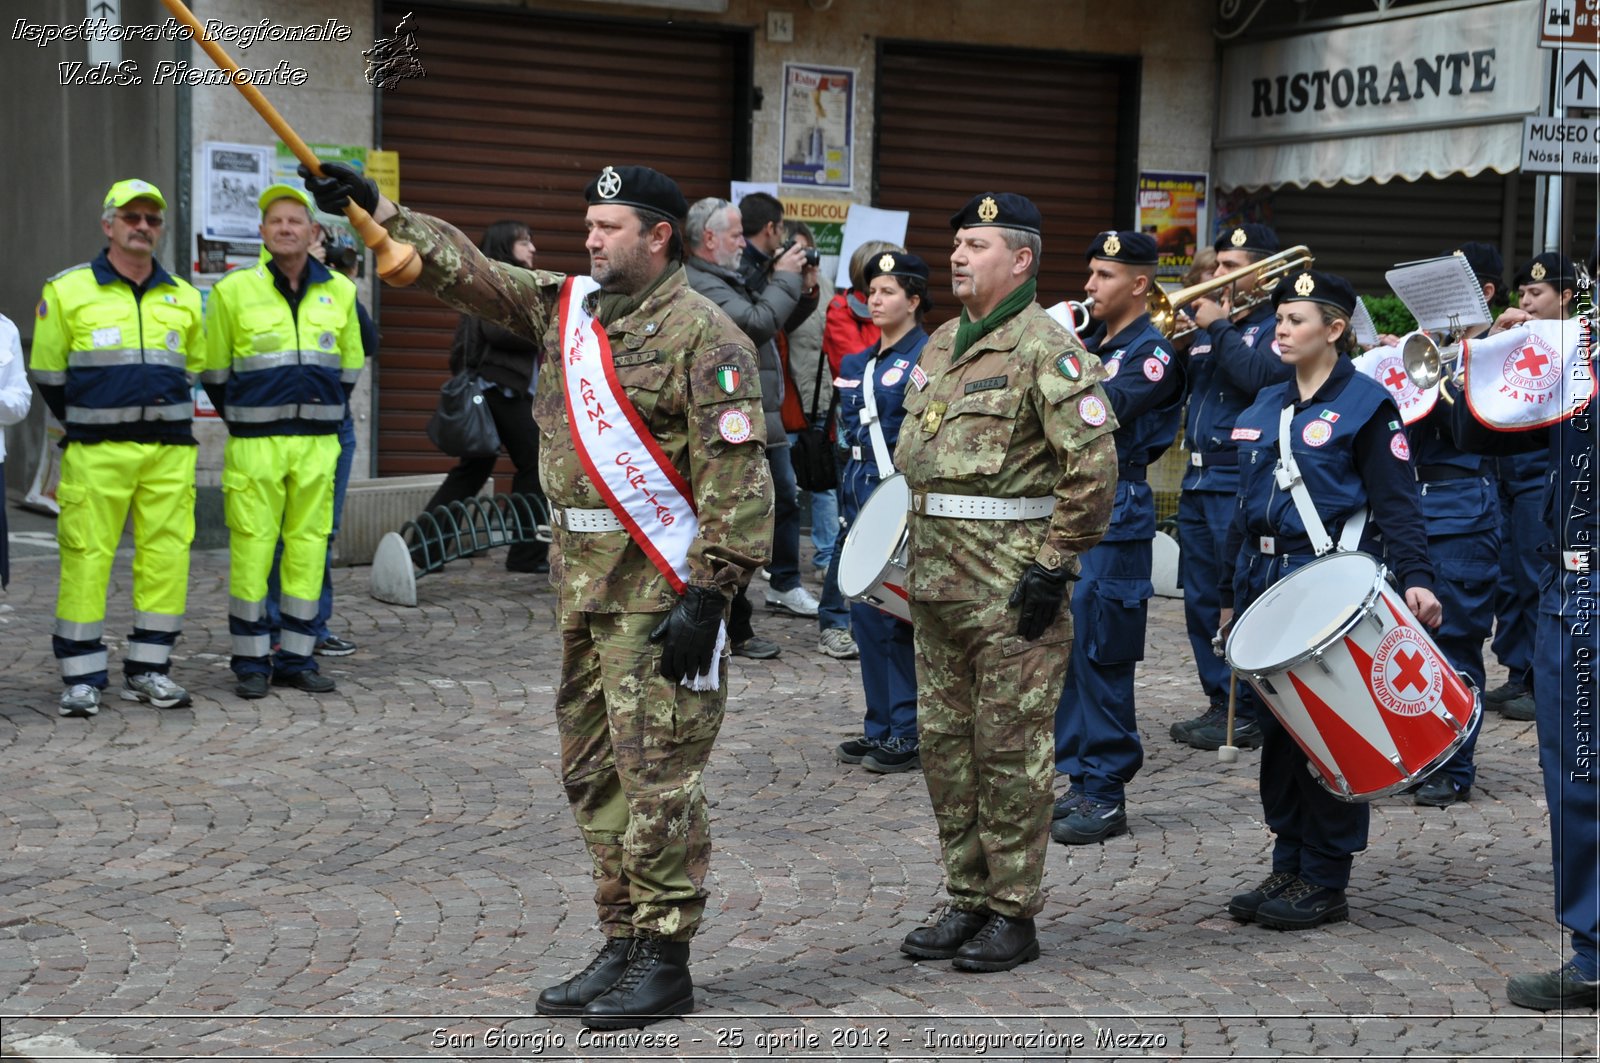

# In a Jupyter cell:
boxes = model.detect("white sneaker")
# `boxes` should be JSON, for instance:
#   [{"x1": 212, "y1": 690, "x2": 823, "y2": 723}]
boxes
[
  {"x1": 58, "y1": 684, "x2": 101, "y2": 718},
  {"x1": 765, "y1": 584, "x2": 820, "y2": 618},
  {"x1": 817, "y1": 627, "x2": 859, "y2": 660},
  {"x1": 120, "y1": 672, "x2": 192, "y2": 709}
]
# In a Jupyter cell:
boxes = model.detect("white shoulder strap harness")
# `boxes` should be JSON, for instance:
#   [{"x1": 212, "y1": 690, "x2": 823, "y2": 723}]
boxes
[
  {"x1": 1275, "y1": 403, "x2": 1368, "y2": 556},
  {"x1": 858, "y1": 355, "x2": 896, "y2": 479}
]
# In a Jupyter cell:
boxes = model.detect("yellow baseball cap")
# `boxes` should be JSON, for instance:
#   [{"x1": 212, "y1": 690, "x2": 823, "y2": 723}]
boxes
[
  {"x1": 259, "y1": 183, "x2": 313, "y2": 213},
  {"x1": 103, "y1": 178, "x2": 166, "y2": 210}
]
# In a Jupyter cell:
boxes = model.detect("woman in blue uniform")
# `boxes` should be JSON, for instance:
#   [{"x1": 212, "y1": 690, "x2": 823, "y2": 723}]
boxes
[
  {"x1": 1221, "y1": 270, "x2": 1441, "y2": 931},
  {"x1": 833, "y1": 252, "x2": 931, "y2": 774}
]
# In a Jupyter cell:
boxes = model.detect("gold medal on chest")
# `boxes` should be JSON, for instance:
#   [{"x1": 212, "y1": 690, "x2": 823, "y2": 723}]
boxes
[{"x1": 922, "y1": 401, "x2": 948, "y2": 435}]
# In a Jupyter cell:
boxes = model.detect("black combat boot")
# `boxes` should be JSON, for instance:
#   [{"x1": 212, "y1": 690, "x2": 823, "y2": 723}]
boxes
[
  {"x1": 535, "y1": 937, "x2": 633, "y2": 1017},
  {"x1": 900, "y1": 907, "x2": 991, "y2": 960},
  {"x1": 581, "y1": 938, "x2": 694, "y2": 1029},
  {"x1": 952, "y1": 913, "x2": 1040, "y2": 972}
]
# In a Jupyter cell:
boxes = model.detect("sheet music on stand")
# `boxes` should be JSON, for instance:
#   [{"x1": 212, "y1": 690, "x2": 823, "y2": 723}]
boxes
[
  {"x1": 1384, "y1": 254, "x2": 1491, "y2": 334},
  {"x1": 1350, "y1": 297, "x2": 1380, "y2": 347}
]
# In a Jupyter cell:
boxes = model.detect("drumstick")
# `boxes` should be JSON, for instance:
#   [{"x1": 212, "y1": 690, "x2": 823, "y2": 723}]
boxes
[
  {"x1": 158, "y1": 0, "x2": 421, "y2": 286},
  {"x1": 1218, "y1": 671, "x2": 1240, "y2": 764}
]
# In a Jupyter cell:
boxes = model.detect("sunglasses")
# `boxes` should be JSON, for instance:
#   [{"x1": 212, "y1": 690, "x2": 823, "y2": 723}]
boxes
[{"x1": 117, "y1": 211, "x2": 165, "y2": 227}]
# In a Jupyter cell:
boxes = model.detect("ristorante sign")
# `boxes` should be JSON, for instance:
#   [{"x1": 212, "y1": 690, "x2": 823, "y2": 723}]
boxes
[{"x1": 1218, "y1": 1, "x2": 1543, "y2": 147}]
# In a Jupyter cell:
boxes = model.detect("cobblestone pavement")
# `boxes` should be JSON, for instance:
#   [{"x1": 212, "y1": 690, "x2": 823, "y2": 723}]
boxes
[{"x1": 1, "y1": 537, "x2": 1597, "y2": 1061}]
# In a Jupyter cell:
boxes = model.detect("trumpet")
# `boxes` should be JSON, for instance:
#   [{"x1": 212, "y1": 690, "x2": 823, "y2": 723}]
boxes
[
  {"x1": 1150, "y1": 245, "x2": 1314, "y2": 341},
  {"x1": 1061, "y1": 297, "x2": 1095, "y2": 333},
  {"x1": 1400, "y1": 330, "x2": 1464, "y2": 403}
]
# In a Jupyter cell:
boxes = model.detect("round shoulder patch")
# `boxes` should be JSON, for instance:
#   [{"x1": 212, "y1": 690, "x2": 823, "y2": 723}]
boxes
[
  {"x1": 879, "y1": 367, "x2": 904, "y2": 387},
  {"x1": 1142, "y1": 357, "x2": 1165, "y2": 382},
  {"x1": 1077, "y1": 394, "x2": 1108, "y2": 427},
  {"x1": 1301, "y1": 419, "x2": 1334, "y2": 447},
  {"x1": 717, "y1": 407, "x2": 754, "y2": 444},
  {"x1": 1102, "y1": 358, "x2": 1120, "y2": 379},
  {"x1": 36, "y1": 299, "x2": 48, "y2": 320},
  {"x1": 1389, "y1": 431, "x2": 1411, "y2": 461}
]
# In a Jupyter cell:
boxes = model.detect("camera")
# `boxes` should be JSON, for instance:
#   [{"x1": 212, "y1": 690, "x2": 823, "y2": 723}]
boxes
[{"x1": 777, "y1": 240, "x2": 820, "y2": 268}]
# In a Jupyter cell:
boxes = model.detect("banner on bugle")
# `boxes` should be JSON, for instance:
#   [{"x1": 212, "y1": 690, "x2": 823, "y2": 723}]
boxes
[
  {"x1": 1352, "y1": 344, "x2": 1438, "y2": 425},
  {"x1": 1462, "y1": 317, "x2": 1594, "y2": 430}
]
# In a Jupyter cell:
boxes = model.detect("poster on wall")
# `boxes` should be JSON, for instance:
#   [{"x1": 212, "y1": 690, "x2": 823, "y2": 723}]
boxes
[
  {"x1": 779, "y1": 64, "x2": 855, "y2": 191},
  {"x1": 1135, "y1": 171, "x2": 1209, "y2": 285},
  {"x1": 200, "y1": 141, "x2": 273, "y2": 240},
  {"x1": 275, "y1": 141, "x2": 372, "y2": 278}
]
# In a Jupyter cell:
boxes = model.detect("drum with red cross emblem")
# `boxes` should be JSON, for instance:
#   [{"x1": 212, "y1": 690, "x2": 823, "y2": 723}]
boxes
[{"x1": 1225, "y1": 551, "x2": 1481, "y2": 801}]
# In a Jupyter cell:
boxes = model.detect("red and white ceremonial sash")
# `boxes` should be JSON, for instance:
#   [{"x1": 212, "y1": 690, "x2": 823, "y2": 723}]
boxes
[
  {"x1": 1462, "y1": 317, "x2": 1594, "y2": 431},
  {"x1": 557, "y1": 275, "x2": 700, "y2": 593},
  {"x1": 1352, "y1": 344, "x2": 1437, "y2": 426}
]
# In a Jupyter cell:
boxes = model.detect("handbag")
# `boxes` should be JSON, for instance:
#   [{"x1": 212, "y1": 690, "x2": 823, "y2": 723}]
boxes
[
  {"x1": 790, "y1": 348, "x2": 838, "y2": 492},
  {"x1": 427, "y1": 371, "x2": 502, "y2": 459}
]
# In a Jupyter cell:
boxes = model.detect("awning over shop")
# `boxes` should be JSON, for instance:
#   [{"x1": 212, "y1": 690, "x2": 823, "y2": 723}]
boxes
[
  {"x1": 1215, "y1": 0, "x2": 1543, "y2": 191},
  {"x1": 1216, "y1": 119, "x2": 1525, "y2": 191}
]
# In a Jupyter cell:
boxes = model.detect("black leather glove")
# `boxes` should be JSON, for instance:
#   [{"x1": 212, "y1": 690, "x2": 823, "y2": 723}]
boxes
[
  {"x1": 1007, "y1": 562, "x2": 1073, "y2": 641},
  {"x1": 648, "y1": 585, "x2": 726, "y2": 683},
  {"x1": 297, "y1": 161, "x2": 379, "y2": 216}
]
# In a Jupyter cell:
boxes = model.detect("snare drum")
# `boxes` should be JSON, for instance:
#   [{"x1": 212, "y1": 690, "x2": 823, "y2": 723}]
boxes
[
  {"x1": 1225, "y1": 551, "x2": 1480, "y2": 802},
  {"x1": 837, "y1": 474, "x2": 911, "y2": 623}
]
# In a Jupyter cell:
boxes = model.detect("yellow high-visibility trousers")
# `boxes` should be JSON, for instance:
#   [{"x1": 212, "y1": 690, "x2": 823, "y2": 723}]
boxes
[
  {"x1": 53, "y1": 441, "x2": 197, "y2": 685},
  {"x1": 223, "y1": 434, "x2": 338, "y2": 671}
]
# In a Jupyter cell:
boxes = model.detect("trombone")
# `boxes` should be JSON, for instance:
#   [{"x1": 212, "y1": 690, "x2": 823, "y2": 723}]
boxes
[{"x1": 1149, "y1": 245, "x2": 1314, "y2": 341}]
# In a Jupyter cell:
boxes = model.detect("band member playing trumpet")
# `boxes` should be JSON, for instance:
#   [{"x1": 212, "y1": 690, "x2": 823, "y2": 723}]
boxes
[
  {"x1": 1221, "y1": 270, "x2": 1438, "y2": 931},
  {"x1": 1050, "y1": 231, "x2": 1185, "y2": 844},
  {"x1": 896, "y1": 192, "x2": 1115, "y2": 971},
  {"x1": 1173, "y1": 224, "x2": 1295, "y2": 751},
  {"x1": 1387, "y1": 242, "x2": 1504, "y2": 807},
  {"x1": 833, "y1": 252, "x2": 931, "y2": 774},
  {"x1": 1447, "y1": 273, "x2": 1599, "y2": 1012},
  {"x1": 1489, "y1": 252, "x2": 1578, "y2": 721}
]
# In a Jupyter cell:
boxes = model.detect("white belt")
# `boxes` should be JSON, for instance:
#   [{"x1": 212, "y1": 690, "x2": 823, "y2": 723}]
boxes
[
  {"x1": 1563, "y1": 550, "x2": 1591, "y2": 573},
  {"x1": 911, "y1": 492, "x2": 1054, "y2": 520},
  {"x1": 552, "y1": 506, "x2": 624, "y2": 533}
]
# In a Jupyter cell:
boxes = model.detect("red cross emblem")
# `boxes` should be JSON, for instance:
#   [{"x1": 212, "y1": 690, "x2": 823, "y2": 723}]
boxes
[
  {"x1": 1514, "y1": 345, "x2": 1550, "y2": 378},
  {"x1": 1383, "y1": 367, "x2": 1409, "y2": 390},
  {"x1": 1392, "y1": 649, "x2": 1427, "y2": 693}
]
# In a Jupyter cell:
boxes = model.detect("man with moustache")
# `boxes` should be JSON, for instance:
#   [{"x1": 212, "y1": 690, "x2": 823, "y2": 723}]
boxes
[
  {"x1": 895, "y1": 192, "x2": 1116, "y2": 971},
  {"x1": 301, "y1": 161, "x2": 773, "y2": 1029},
  {"x1": 30, "y1": 179, "x2": 205, "y2": 717}
]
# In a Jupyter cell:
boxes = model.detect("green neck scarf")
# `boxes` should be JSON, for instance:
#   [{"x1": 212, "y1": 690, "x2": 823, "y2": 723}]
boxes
[
  {"x1": 595, "y1": 260, "x2": 681, "y2": 329},
  {"x1": 953, "y1": 278, "x2": 1036, "y2": 360}
]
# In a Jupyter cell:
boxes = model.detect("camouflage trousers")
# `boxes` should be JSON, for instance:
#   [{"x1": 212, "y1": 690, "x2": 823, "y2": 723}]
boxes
[
  {"x1": 909, "y1": 594, "x2": 1072, "y2": 918},
  {"x1": 556, "y1": 607, "x2": 726, "y2": 941}
]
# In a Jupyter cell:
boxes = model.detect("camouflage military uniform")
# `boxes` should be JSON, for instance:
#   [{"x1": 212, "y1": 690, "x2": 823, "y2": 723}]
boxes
[
  {"x1": 895, "y1": 301, "x2": 1117, "y2": 917},
  {"x1": 386, "y1": 207, "x2": 774, "y2": 941}
]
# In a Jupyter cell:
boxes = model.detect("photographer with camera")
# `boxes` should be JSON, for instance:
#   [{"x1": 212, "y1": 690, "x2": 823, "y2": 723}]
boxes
[{"x1": 684, "y1": 196, "x2": 821, "y2": 658}]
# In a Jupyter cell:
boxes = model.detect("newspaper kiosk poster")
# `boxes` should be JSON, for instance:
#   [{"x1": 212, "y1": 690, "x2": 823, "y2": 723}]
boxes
[{"x1": 1136, "y1": 172, "x2": 1209, "y2": 284}]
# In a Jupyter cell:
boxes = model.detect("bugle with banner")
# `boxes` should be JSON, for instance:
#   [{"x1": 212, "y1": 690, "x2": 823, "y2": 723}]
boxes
[
  {"x1": 1353, "y1": 341, "x2": 1439, "y2": 425},
  {"x1": 1459, "y1": 317, "x2": 1593, "y2": 431}
]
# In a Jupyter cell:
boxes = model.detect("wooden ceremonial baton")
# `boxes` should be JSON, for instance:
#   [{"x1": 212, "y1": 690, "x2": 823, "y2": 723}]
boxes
[{"x1": 158, "y1": 0, "x2": 421, "y2": 285}]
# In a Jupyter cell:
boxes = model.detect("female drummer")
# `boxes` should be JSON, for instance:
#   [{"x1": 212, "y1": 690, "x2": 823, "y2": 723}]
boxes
[
  {"x1": 833, "y1": 252, "x2": 931, "y2": 774},
  {"x1": 1220, "y1": 270, "x2": 1440, "y2": 931}
]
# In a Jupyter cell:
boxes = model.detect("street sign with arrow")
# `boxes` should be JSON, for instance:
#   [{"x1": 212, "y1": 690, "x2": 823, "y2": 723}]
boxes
[
  {"x1": 85, "y1": 0, "x2": 121, "y2": 68},
  {"x1": 1559, "y1": 47, "x2": 1600, "y2": 108}
]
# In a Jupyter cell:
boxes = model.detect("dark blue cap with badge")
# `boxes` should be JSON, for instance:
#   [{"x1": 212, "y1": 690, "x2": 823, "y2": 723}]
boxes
[
  {"x1": 1272, "y1": 269, "x2": 1357, "y2": 316},
  {"x1": 864, "y1": 250, "x2": 930, "y2": 285},
  {"x1": 1515, "y1": 251, "x2": 1577, "y2": 290},
  {"x1": 1450, "y1": 241, "x2": 1502, "y2": 288},
  {"x1": 1085, "y1": 230, "x2": 1158, "y2": 265},
  {"x1": 583, "y1": 164, "x2": 688, "y2": 221},
  {"x1": 1214, "y1": 223, "x2": 1281, "y2": 256},
  {"x1": 949, "y1": 192, "x2": 1042, "y2": 234}
]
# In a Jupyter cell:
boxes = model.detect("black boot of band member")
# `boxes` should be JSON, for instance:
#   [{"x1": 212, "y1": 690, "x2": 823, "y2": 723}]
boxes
[
  {"x1": 581, "y1": 938, "x2": 693, "y2": 1029},
  {"x1": 535, "y1": 938, "x2": 633, "y2": 1017}
]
